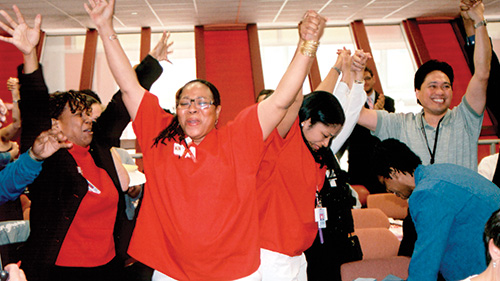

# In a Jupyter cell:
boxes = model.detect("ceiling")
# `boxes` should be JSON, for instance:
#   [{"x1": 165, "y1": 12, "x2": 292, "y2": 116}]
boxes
[{"x1": 0, "y1": 0, "x2": 499, "y2": 35}]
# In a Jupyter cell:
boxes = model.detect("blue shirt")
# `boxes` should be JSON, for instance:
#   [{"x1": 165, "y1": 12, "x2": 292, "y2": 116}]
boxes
[
  {"x1": 0, "y1": 151, "x2": 11, "y2": 168},
  {"x1": 408, "y1": 164, "x2": 500, "y2": 281},
  {"x1": 0, "y1": 152, "x2": 43, "y2": 205}
]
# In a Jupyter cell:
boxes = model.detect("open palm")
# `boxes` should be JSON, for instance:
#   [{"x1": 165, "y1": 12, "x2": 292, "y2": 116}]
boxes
[{"x1": 0, "y1": 5, "x2": 41, "y2": 55}]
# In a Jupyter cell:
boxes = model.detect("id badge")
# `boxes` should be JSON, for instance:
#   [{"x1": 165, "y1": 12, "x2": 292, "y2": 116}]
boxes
[{"x1": 314, "y1": 207, "x2": 328, "y2": 229}]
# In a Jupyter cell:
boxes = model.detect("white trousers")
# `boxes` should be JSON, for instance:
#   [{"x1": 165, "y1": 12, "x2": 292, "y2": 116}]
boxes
[
  {"x1": 152, "y1": 268, "x2": 262, "y2": 281},
  {"x1": 259, "y1": 248, "x2": 308, "y2": 281}
]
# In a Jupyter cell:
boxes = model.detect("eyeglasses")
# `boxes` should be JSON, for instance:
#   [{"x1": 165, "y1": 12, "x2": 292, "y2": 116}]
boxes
[{"x1": 178, "y1": 98, "x2": 214, "y2": 110}]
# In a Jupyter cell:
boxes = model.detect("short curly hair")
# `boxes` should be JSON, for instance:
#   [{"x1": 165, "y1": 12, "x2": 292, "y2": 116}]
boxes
[{"x1": 49, "y1": 90, "x2": 93, "y2": 119}]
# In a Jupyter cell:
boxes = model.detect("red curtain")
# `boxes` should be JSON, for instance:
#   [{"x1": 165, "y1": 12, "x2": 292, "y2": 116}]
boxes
[
  {"x1": 201, "y1": 29, "x2": 256, "y2": 126},
  {"x1": 0, "y1": 41, "x2": 23, "y2": 125}
]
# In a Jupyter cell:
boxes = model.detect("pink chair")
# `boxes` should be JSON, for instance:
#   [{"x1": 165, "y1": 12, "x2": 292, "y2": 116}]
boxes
[
  {"x1": 351, "y1": 208, "x2": 390, "y2": 230},
  {"x1": 342, "y1": 227, "x2": 407, "y2": 280},
  {"x1": 356, "y1": 228, "x2": 400, "y2": 259},
  {"x1": 367, "y1": 193, "x2": 408, "y2": 220},
  {"x1": 351, "y1": 184, "x2": 370, "y2": 207},
  {"x1": 341, "y1": 256, "x2": 410, "y2": 281}
]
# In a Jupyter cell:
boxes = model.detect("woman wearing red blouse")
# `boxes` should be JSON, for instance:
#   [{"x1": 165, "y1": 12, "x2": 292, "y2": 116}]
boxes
[
  {"x1": 256, "y1": 50, "x2": 370, "y2": 280},
  {"x1": 86, "y1": 0, "x2": 326, "y2": 280}
]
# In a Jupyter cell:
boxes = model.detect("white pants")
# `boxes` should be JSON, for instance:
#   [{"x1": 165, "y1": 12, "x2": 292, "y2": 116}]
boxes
[
  {"x1": 152, "y1": 268, "x2": 262, "y2": 281},
  {"x1": 259, "y1": 248, "x2": 308, "y2": 281}
]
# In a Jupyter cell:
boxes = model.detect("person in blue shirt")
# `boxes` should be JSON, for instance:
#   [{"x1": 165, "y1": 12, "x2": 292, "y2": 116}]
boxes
[
  {"x1": 372, "y1": 138, "x2": 500, "y2": 281},
  {"x1": 0, "y1": 98, "x2": 72, "y2": 205}
]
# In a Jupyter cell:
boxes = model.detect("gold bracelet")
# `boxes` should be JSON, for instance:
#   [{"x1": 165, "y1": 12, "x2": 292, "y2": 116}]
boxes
[{"x1": 300, "y1": 40, "x2": 319, "y2": 58}]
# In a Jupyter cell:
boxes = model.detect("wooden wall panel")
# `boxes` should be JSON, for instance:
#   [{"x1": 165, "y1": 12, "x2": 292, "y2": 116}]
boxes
[{"x1": 351, "y1": 20, "x2": 384, "y2": 95}]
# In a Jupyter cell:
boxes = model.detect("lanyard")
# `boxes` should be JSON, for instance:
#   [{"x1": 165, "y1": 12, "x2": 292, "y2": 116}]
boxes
[{"x1": 420, "y1": 114, "x2": 444, "y2": 165}]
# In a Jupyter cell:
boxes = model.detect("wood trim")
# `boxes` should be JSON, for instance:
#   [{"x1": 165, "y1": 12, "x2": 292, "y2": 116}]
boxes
[
  {"x1": 308, "y1": 58, "x2": 321, "y2": 91},
  {"x1": 416, "y1": 17, "x2": 455, "y2": 24},
  {"x1": 203, "y1": 24, "x2": 247, "y2": 31},
  {"x1": 247, "y1": 24, "x2": 264, "y2": 99},
  {"x1": 450, "y1": 17, "x2": 470, "y2": 67},
  {"x1": 402, "y1": 19, "x2": 431, "y2": 67},
  {"x1": 140, "y1": 27, "x2": 151, "y2": 61},
  {"x1": 79, "y1": 29, "x2": 98, "y2": 90},
  {"x1": 36, "y1": 30, "x2": 45, "y2": 61},
  {"x1": 195, "y1": 26, "x2": 206, "y2": 79},
  {"x1": 350, "y1": 20, "x2": 383, "y2": 95}
]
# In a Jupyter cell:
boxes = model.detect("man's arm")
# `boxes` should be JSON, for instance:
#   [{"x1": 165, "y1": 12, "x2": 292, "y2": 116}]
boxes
[
  {"x1": 357, "y1": 107, "x2": 378, "y2": 132},
  {"x1": 461, "y1": 2, "x2": 500, "y2": 137},
  {"x1": 462, "y1": 1, "x2": 491, "y2": 115}
]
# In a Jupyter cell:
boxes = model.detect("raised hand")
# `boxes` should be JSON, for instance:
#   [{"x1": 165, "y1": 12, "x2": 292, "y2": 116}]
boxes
[
  {"x1": 374, "y1": 93, "x2": 386, "y2": 110},
  {"x1": 338, "y1": 48, "x2": 352, "y2": 73},
  {"x1": 30, "y1": 125, "x2": 73, "y2": 160},
  {"x1": 7, "y1": 77, "x2": 20, "y2": 100},
  {"x1": 0, "y1": 5, "x2": 41, "y2": 55},
  {"x1": 3, "y1": 263, "x2": 26, "y2": 281},
  {"x1": 84, "y1": 0, "x2": 115, "y2": 29},
  {"x1": 464, "y1": 0, "x2": 485, "y2": 23},
  {"x1": 351, "y1": 50, "x2": 371, "y2": 73},
  {"x1": 0, "y1": 99, "x2": 13, "y2": 126},
  {"x1": 8, "y1": 141, "x2": 19, "y2": 160},
  {"x1": 150, "y1": 31, "x2": 174, "y2": 63},
  {"x1": 299, "y1": 10, "x2": 326, "y2": 42}
]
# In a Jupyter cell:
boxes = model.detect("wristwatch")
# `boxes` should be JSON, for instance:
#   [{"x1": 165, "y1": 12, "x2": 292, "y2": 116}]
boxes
[{"x1": 474, "y1": 19, "x2": 487, "y2": 29}]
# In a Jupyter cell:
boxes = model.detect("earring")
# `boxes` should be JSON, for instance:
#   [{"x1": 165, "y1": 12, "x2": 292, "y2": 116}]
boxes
[
  {"x1": 215, "y1": 119, "x2": 218, "y2": 126},
  {"x1": 494, "y1": 261, "x2": 497, "y2": 268},
  {"x1": 300, "y1": 122, "x2": 304, "y2": 127}
]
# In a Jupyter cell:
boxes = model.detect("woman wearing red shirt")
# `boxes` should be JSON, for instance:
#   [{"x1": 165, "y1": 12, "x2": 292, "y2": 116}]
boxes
[
  {"x1": 257, "y1": 50, "x2": 370, "y2": 280},
  {"x1": 86, "y1": 0, "x2": 326, "y2": 280}
]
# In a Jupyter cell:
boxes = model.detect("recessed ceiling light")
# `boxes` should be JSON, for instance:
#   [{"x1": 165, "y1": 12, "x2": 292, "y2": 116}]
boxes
[{"x1": 131, "y1": 12, "x2": 138, "y2": 15}]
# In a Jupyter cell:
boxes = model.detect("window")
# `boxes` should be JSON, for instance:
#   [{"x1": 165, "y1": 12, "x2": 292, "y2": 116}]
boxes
[
  {"x1": 365, "y1": 24, "x2": 419, "y2": 113},
  {"x1": 41, "y1": 35, "x2": 86, "y2": 93},
  {"x1": 94, "y1": 32, "x2": 196, "y2": 140}
]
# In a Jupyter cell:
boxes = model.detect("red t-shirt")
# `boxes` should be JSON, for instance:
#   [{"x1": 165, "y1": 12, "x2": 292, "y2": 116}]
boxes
[
  {"x1": 56, "y1": 144, "x2": 117, "y2": 266},
  {"x1": 257, "y1": 118, "x2": 326, "y2": 256},
  {"x1": 128, "y1": 92, "x2": 264, "y2": 281}
]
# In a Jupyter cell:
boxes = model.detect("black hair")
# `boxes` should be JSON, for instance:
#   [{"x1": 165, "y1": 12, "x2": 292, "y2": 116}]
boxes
[
  {"x1": 152, "y1": 79, "x2": 221, "y2": 146},
  {"x1": 256, "y1": 89, "x2": 274, "y2": 102},
  {"x1": 48, "y1": 90, "x2": 92, "y2": 119},
  {"x1": 371, "y1": 138, "x2": 422, "y2": 179},
  {"x1": 299, "y1": 91, "x2": 345, "y2": 170},
  {"x1": 364, "y1": 66, "x2": 373, "y2": 77},
  {"x1": 80, "y1": 89, "x2": 102, "y2": 104},
  {"x1": 414, "y1": 59, "x2": 454, "y2": 91},
  {"x1": 484, "y1": 208, "x2": 500, "y2": 263}
]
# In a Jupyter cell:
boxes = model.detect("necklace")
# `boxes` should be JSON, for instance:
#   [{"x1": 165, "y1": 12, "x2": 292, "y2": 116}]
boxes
[{"x1": 420, "y1": 114, "x2": 444, "y2": 165}]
